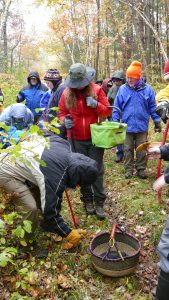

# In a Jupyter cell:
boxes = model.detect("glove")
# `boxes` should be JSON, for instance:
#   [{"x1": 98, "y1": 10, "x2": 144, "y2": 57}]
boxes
[
  {"x1": 156, "y1": 100, "x2": 169, "y2": 123},
  {"x1": 64, "y1": 116, "x2": 74, "y2": 129},
  {"x1": 86, "y1": 97, "x2": 98, "y2": 108},
  {"x1": 154, "y1": 121, "x2": 162, "y2": 133},
  {"x1": 62, "y1": 229, "x2": 87, "y2": 250}
]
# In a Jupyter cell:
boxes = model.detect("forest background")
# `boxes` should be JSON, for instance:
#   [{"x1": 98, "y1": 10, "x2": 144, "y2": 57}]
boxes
[
  {"x1": 0, "y1": 0, "x2": 169, "y2": 86},
  {"x1": 0, "y1": 1, "x2": 169, "y2": 300}
]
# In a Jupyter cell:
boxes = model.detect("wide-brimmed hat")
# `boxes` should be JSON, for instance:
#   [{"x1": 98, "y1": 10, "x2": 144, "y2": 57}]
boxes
[{"x1": 64, "y1": 63, "x2": 96, "y2": 88}]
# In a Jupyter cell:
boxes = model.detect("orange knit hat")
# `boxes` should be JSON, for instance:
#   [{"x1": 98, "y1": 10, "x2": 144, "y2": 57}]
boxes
[{"x1": 126, "y1": 61, "x2": 142, "y2": 79}]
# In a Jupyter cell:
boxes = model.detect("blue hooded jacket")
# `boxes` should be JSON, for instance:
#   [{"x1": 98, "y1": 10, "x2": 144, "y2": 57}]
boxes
[
  {"x1": 0, "y1": 103, "x2": 34, "y2": 128},
  {"x1": 17, "y1": 71, "x2": 48, "y2": 116},
  {"x1": 112, "y1": 82, "x2": 160, "y2": 133}
]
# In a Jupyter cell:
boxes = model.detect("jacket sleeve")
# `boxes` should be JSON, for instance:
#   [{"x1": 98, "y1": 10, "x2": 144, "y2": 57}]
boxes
[
  {"x1": 95, "y1": 88, "x2": 112, "y2": 118},
  {"x1": 40, "y1": 91, "x2": 51, "y2": 110},
  {"x1": 160, "y1": 144, "x2": 169, "y2": 161},
  {"x1": 51, "y1": 85, "x2": 65, "y2": 108},
  {"x1": 17, "y1": 90, "x2": 25, "y2": 102},
  {"x1": 58, "y1": 92, "x2": 70, "y2": 122},
  {"x1": 112, "y1": 90, "x2": 122, "y2": 122},
  {"x1": 148, "y1": 86, "x2": 161, "y2": 122},
  {"x1": 156, "y1": 87, "x2": 169, "y2": 104}
]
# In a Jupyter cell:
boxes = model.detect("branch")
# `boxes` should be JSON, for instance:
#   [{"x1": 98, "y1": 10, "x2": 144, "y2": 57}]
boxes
[{"x1": 117, "y1": 0, "x2": 168, "y2": 62}]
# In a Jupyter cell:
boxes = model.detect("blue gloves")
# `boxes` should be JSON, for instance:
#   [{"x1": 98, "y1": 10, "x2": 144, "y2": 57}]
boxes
[
  {"x1": 64, "y1": 116, "x2": 74, "y2": 129},
  {"x1": 86, "y1": 97, "x2": 98, "y2": 108}
]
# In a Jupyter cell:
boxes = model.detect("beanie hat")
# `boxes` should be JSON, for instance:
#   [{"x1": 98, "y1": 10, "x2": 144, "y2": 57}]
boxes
[
  {"x1": 126, "y1": 61, "x2": 142, "y2": 80},
  {"x1": 44, "y1": 69, "x2": 62, "y2": 81},
  {"x1": 163, "y1": 59, "x2": 169, "y2": 80}
]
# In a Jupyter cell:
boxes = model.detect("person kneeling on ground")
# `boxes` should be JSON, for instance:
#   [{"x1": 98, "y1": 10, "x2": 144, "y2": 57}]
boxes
[
  {"x1": 0, "y1": 133, "x2": 98, "y2": 256},
  {"x1": 147, "y1": 144, "x2": 169, "y2": 300}
]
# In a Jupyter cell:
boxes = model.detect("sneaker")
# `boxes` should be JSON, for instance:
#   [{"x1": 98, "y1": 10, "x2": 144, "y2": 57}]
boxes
[
  {"x1": 95, "y1": 204, "x2": 105, "y2": 219},
  {"x1": 115, "y1": 157, "x2": 123, "y2": 163},
  {"x1": 85, "y1": 201, "x2": 95, "y2": 215},
  {"x1": 137, "y1": 170, "x2": 147, "y2": 179},
  {"x1": 125, "y1": 172, "x2": 132, "y2": 179}
]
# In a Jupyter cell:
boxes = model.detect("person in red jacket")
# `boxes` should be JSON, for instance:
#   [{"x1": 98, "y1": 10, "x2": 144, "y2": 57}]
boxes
[{"x1": 59, "y1": 63, "x2": 111, "y2": 219}]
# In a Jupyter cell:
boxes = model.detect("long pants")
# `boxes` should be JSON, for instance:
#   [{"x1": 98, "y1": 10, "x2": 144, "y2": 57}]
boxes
[
  {"x1": 156, "y1": 270, "x2": 169, "y2": 300},
  {"x1": 116, "y1": 144, "x2": 124, "y2": 159},
  {"x1": 69, "y1": 139, "x2": 106, "y2": 204},
  {"x1": 0, "y1": 176, "x2": 40, "y2": 240},
  {"x1": 124, "y1": 132, "x2": 148, "y2": 173}
]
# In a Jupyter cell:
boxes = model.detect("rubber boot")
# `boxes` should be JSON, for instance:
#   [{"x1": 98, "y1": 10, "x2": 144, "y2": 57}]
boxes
[
  {"x1": 156, "y1": 270, "x2": 169, "y2": 300},
  {"x1": 84, "y1": 200, "x2": 95, "y2": 215},
  {"x1": 95, "y1": 201, "x2": 105, "y2": 219}
]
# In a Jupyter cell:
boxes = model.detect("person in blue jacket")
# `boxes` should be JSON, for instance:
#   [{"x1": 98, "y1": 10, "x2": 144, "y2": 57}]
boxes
[
  {"x1": 112, "y1": 61, "x2": 161, "y2": 179},
  {"x1": 0, "y1": 103, "x2": 33, "y2": 148},
  {"x1": 16, "y1": 71, "x2": 48, "y2": 123}
]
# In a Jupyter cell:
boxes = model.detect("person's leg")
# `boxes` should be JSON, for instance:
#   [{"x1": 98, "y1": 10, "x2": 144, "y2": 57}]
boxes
[
  {"x1": 156, "y1": 270, "x2": 169, "y2": 300},
  {"x1": 88, "y1": 143, "x2": 106, "y2": 219},
  {"x1": 0, "y1": 177, "x2": 39, "y2": 238},
  {"x1": 124, "y1": 133, "x2": 134, "y2": 178},
  {"x1": 70, "y1": 140, "x2": 95, "y2": 215},
  {"x1": 115, "y1": 144, "x2": 124, "y2": 162},
  {"x1": 135, "y1": 132, "x2": 148, "y2": 179}
]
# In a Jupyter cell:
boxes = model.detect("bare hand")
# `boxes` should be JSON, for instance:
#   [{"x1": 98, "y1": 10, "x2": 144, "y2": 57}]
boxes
[
  {"x1": 153, "y1": 175, "x2": 166, "y2": 191},
  {"x1": 147, "y1": 146, "x2": 161, "y2": 160}
]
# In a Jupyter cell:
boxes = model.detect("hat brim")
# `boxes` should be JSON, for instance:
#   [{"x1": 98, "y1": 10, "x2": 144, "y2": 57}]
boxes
[{"x1": 64, "y1": 67, "x2": 96, "y2": 88}]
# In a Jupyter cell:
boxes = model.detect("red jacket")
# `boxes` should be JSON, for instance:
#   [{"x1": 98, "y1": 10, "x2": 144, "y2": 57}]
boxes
[{"x1": 58, "y1": 82, "x2": 112, "y2": 140}]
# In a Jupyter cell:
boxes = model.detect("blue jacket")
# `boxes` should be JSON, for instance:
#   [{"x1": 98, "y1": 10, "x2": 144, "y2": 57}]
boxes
[
  {"x1": 0, "y1": 103, "x2": 34, "y2": 128},
  {"x1": 112, "y1": 82, "x2": 160, "y2": 133},
  {"x1": 17, "y1": 71, "x2": 48, "y2": 116},
  {"x1": 40, "y1": 90, "x2": 52, "y2": 110}
]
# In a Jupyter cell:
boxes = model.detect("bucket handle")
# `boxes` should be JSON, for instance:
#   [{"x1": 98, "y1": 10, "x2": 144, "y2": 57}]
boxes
[{"x1": 98, "y1": 105, "x2": 123, "y2": 128}]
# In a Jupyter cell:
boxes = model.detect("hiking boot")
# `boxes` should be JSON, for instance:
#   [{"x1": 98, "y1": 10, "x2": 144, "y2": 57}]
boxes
[
  {"x1": 115, "y1": 157, "x2": 123, "y2": 163},
  {"x1": 95, "y1": 203, "x2": 105, "y2": 219},
  {"x1": 137, "y1": 170, "x2": 147, "y2": 179},
  {"x1": 125, "y1": 172, "x2": 133, "y2": 179},
  {"x1": 84, "y1": 201, "x2": 95, "y2": 215},
  {"x1": 17, "y1": 242, "x2": 48, "y2": 259}
]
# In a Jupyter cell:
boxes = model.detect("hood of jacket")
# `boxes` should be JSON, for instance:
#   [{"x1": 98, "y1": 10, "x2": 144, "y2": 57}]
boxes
[
  {"x1": 27, "y1": 71, "x2": 41, "y2": 85},
  {"x1": 112, "y1": 70, "x2": 126, "y2": 82},
  {"x1": 67, "y1": 152, "x2": 98, "y2": 187},
  {"x1": 9, "y1": 103, "x2": 30, "y2": 128},
  {"x1": 101, "y1": 78, "x2": 112, "y2": 94}
]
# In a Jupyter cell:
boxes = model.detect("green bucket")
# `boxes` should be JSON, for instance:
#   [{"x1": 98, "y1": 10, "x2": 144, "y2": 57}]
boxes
[{"x1": 90, "y1": 121, "x2": 127, "y2": 149}]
